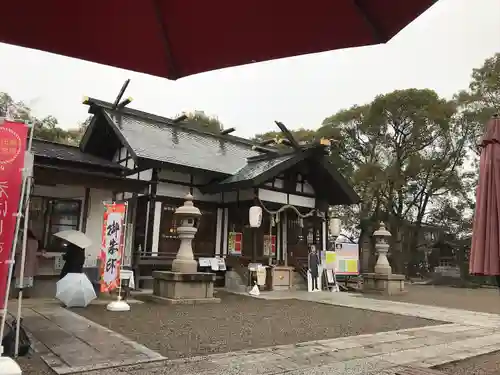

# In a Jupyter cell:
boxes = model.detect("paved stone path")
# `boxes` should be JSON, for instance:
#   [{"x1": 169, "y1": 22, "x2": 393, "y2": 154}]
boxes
[
  {"x1": 17, "y1": 306, "x2": 165, "y2": 374},
  {"x1": 17, "y1": 291, "x2": 500, "y2": 374},
  {"x1": 256, "y1": 290, "x2": 500, "y2": 327}
]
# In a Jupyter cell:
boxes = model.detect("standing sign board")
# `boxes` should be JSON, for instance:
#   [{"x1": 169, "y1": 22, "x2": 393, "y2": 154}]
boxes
[
  {"x1": 0, "y1": 121, "x2": 27, "y2": 309},
  {"x1": 100, "y1": 203, "x2": 127, "y2": 292},
  {"x1": 324, "y1": 243, "x2": 359, "y2": 276}
]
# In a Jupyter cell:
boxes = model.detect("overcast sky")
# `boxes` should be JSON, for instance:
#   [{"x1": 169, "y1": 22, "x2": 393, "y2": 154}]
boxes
[{"x1": 0, "y1": 0, "x2": 499, "y2": 138}]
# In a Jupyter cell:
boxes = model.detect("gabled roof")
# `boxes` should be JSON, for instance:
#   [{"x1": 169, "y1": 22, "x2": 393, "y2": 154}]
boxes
[
  {"x1": 203, "y1": 147, "x2": 360, "y2": 205},
  {"x1": 203, "y1": 151, "x2": 307, "y2": 192},
  {"x1": 80, "y1": 98, "x2": 360, "y2": 205},
  {"x1": 81, "y1": 98, "x2": 274, "y2": 175},
  {"x1": 32, "y1": 139, "x2": 126, "y2": 171}
]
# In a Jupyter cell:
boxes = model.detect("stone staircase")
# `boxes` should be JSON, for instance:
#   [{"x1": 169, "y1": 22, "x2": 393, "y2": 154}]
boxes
[
  {"x1": 224, "y1": 255, "x2": 307, "y2": 292},
  {"x1": 291, "y1": 270, "x2": 308, "y2": 290},
  {"x1": 225, "y1": 270, "x2": 248, "y2": 293}
]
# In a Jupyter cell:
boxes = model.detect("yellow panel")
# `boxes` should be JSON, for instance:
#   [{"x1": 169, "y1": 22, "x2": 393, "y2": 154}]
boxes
[
  {"x1": 325, "y1": 251, "x2": 336, "y2": 266},
  {"x1": 346, "y1": 260, "x2": 358, "y2": 273}
]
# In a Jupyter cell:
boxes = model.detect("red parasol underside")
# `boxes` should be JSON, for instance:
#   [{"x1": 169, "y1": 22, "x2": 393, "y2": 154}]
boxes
[
  {"x1": 470, "y1": 116, "x2": 500, "y2": 276},
  {"x1": 0, "y1": 0, "x2": 435, "y2": 80}
]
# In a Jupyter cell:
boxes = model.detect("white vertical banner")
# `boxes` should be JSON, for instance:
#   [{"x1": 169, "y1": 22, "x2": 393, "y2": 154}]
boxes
[
  {"x1": 100, "y1": 202, "x2": 127, "y2": 292},
  {"x1": 104, "y1": 212, "x2": 123, "y2": 284}
]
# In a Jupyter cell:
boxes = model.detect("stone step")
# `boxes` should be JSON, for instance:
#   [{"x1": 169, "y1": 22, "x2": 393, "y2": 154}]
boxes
[{"x1": 394, "y1": 366, "x2": 446, "y2": 375}]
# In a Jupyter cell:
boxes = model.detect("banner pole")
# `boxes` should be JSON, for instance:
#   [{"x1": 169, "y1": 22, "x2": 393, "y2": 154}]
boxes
[
  {"x1": 14, "y1": 121, "x2": 35, "y2": 357},
  {"x1": 105, "y1": 201, "x2": 130, "y2": 312},
  {"x1": 116, "y1": 201, "x2": 128, "y2": 302},
  {"x1": 0, "y1": 120, "x2": 32, "y2": 356}
]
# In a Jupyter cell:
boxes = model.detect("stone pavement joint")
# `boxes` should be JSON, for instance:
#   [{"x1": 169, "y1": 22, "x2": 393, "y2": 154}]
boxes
[
  {"x1": 19, "y1": 291, "x2": 500, "y2": 374},
  {"x1": 16, "y1": 306, "x2": 165, "y2": 374}
]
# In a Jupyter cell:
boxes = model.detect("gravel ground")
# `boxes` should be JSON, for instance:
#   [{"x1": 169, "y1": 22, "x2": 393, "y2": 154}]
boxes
[
  {"x1": 361, "y1": 284, "x2": 500, "y2": 314},
  {"x1": 16, "y1": 353, "x2": 54, "y2": 375},
  {"x1": 436, "y1": 351, "x2": 500, "y2": 375},
  {"x1": 76, "y1": 291, "x2": 440, "y2": 359}
]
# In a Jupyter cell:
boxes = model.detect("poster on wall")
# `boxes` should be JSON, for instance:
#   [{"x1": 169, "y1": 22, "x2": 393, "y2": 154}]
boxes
[
  {"x1": 324, "y1": 243, "x2": 359, "y2": 276},
  {"x1": 228, "y1": 232, "x2": 242, "y2": 255},
  {"x1": 0, "y1": 121, "x2": 28, "y2": 310},
  {"x1": 100, "y1": 202, "x2": 127, "y2": 292},
  {"x1": 263, "y1": 235, "x2": 276, "y2": 257}
]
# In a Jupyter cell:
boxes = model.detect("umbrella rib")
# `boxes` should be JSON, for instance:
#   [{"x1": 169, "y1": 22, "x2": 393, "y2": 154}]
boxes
[
  {"x1": 152, "y1": 0, "x2": 179, "y2": 79},
  {"x1": 351, "y1": 0, "x2": 387, "y2": 43}
]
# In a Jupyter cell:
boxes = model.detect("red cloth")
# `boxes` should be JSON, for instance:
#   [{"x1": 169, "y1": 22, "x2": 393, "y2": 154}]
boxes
[
  {"x1": 0, "y1": 121, "x2": 28, "y2": 309},
  {"x1": 0, "y1": 0, "x2": 435, "y2": 80},
  {"x1": 470, "y1": 116, "x2": 500, "y2": 275}
]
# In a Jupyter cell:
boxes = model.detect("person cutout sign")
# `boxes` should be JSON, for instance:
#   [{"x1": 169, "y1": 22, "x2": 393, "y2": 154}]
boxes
[{"x1": 308, "y1": 245, "x2": 321, "y2": 292}]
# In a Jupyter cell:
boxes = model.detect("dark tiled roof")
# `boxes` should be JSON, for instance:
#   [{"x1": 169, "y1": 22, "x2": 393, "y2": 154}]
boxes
[
  {"x1": 103, "y1": 110, "x2": 261, "y2": 174},
  {"x1": 32, "y1": 139, "x2": 125, "y2": 170},
  {"x1": 218, "y1": 153, "x2": 296, "y2": 185}
]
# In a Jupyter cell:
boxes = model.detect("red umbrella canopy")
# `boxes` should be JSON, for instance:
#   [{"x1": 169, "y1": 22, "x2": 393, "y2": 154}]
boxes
[
  {"x1": 0, "y1": 0, "x2": 436, "y2": 80},
  {"x1": 470, "y1": 115, "x2": 500, "y2": 276}
]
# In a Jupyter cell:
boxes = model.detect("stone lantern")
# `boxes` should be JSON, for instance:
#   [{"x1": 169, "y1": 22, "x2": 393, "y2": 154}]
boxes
[
  {"x1": 151, "y1": 193, "x2": 220, "y2": 304},
  {"x1": 171, "y1": 193, "x2": 201, "y2": 274},
  {"x1": 373, "y1": 222, "x2": 392, "y2": 275},
  {"x1": 362, "y1": 222, "x2": 406, "y2": 295}
]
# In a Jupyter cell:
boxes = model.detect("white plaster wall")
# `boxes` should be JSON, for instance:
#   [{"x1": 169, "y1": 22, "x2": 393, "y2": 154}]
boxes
[
  {"x1": 303, "y1": 181, "x2": 314, "y2": 194},
  {"x1": 288, "y1": 194, "x2": 315, "y2": 208},
  {"x1": 158, "y1": 170, "x2": 190, "y2": 183},
  {"x1": 83, "y1": 189, "x2": 113, "y2": 266},
  {"x1": 156, "y1": 181, "x2": 221, "y2": 202},
  {"x1": 215, "y1": 208, "x2": 223, "y2": 255},
  {"x1": 157, "y1": 182, "x2": 190, "y2": 198},
  {"x1": 258, "y1": 188, "x2": 287, "y2": 204},
  {"x1": 151, "y1": 201, "x2": 163, "y2": 256},
  {"x1": 126, "y1": 168, "x2": 153, "y2": 181},
  {"x1": 223, "y1": 189, "x2": 254, "y2": 203}
]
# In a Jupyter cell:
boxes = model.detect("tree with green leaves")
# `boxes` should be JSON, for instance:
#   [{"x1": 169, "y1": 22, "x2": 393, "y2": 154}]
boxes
[
  {"x1": 253, "y1": 128, "x2": 317, "y2": 145},
  {"x1": 179, "y1": 110, "x2": 224, "y2": 133},
  {"x1": 455, "y1": 53, "x2": 500, "y2": 160},
  {"x1": 0, "y1": 92, "x2": 84, "y2": 145},
  {"x1": 321, "y1": 89, "x2": 473, "y2": 274}
]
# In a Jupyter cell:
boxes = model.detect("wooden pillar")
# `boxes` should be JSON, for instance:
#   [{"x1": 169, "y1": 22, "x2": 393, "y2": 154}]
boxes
[
  {"x1": 80, "y1": 187, "x2": 91, "y2": 233},
  {"x1": 283, "y1": 211, "x2": 288, "y2": 266},
  {"x1": 145, "y1": 169, "x2": 158, "y2": 254}
]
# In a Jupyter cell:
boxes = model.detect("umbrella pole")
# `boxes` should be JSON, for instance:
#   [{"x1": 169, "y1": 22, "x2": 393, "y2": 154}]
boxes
[
  {"x1": 14, "y1": 123, "x2": 35, "y2": 357},
  {"x1": 0, "y1": 120, "x2": 33, "y2": 357}
]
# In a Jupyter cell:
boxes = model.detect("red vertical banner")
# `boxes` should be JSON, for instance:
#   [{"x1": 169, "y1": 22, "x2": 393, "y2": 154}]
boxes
[
  {"x1": 0, "y1": 121, "x2": 28, "y2": 310},
  {"x1": 263, "y1": 234, "x2": 276, "y2": 257},
  {"x1": 100, "y1": 203, "x2": 127, "y2": 292},
  {"x1": 228, "y1": 232, "x2": 242, "y2": 255}
]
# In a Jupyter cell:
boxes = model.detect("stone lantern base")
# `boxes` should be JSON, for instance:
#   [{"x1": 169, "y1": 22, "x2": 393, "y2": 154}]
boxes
[
  {"x1": 362, "y1": 273, "x2": 406, "y2": 296},
  {"x1": 150, "y1": 271, "x2": 221, "y2": 305}
]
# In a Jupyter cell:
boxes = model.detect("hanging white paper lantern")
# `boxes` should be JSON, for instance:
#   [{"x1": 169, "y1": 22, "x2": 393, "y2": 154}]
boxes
[
  {"x1": 249, "y1": 206, "x2": 263, "y2": 228},
  {"x1": 329, "y1": 218, "x2": 341, "y2": 237}
]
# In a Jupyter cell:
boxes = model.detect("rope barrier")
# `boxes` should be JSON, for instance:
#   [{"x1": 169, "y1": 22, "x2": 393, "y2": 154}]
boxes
[{"x1": 256, "y1": 196, "x2": 319, "y2": 218}]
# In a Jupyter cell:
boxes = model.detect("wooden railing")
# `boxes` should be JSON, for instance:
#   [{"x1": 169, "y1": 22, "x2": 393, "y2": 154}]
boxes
[
  {"x1": 225, "y1": 256, "x2": 250, "y2": 286},
  {"x1": 133, "y1": 251, "x2": 215, "y2": 288},
  {"x1": 288, "y1": 254, "x2": 308, "y2": 282}
]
